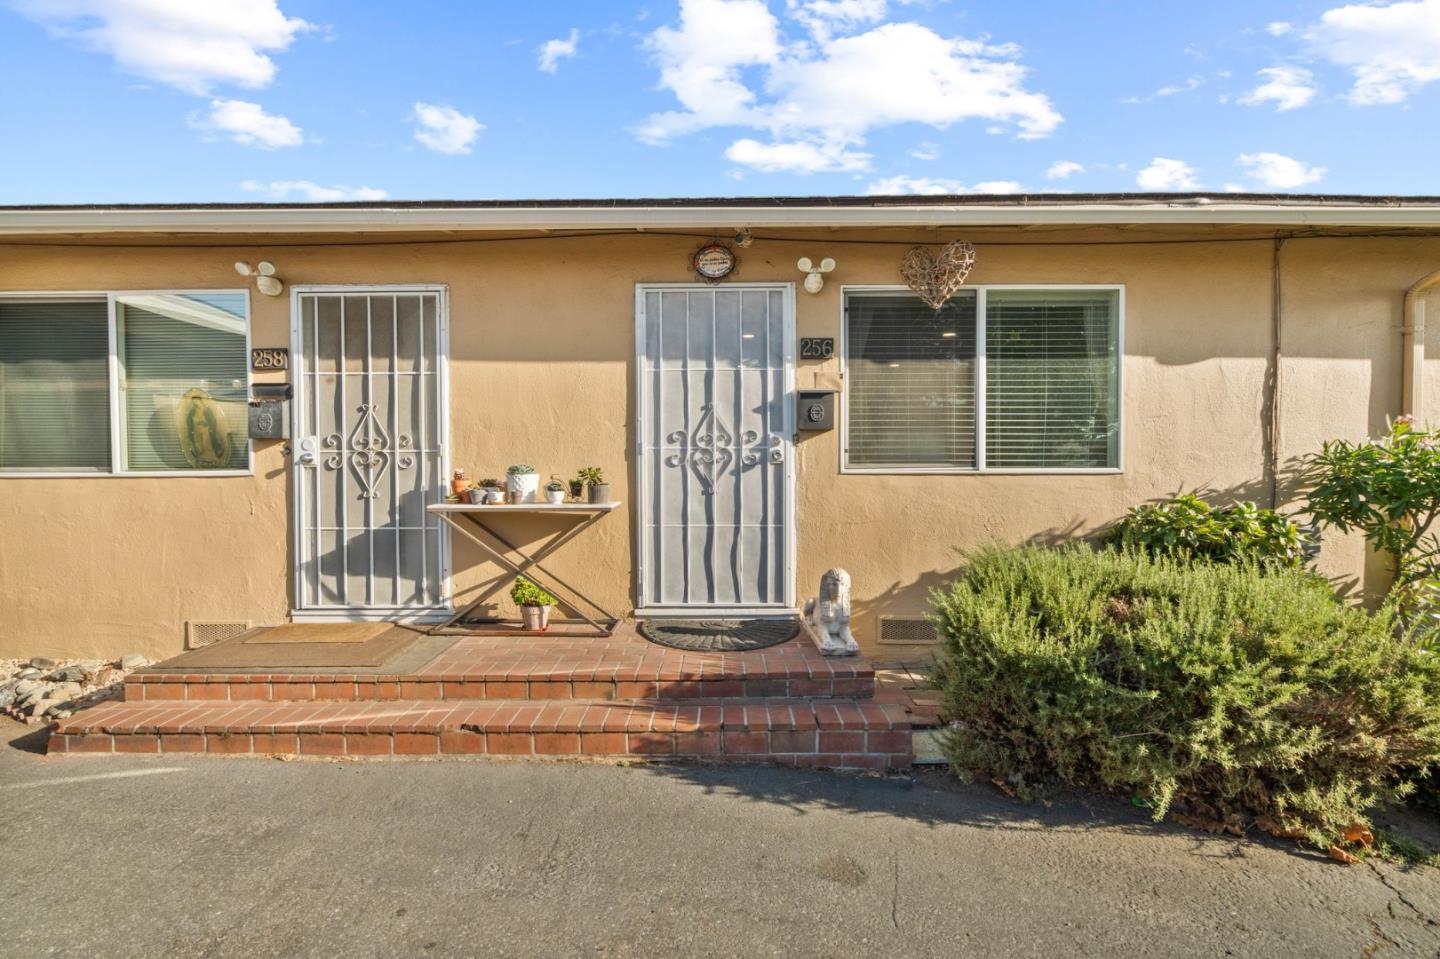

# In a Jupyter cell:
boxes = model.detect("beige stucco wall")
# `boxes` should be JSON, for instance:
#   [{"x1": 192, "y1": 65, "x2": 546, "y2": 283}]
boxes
[{"x1": 3, "y1": 227, "x2": 1439, "y2": 661}]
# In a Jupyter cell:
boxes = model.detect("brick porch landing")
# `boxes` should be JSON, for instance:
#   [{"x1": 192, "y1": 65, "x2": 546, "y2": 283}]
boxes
[{"x1": 49, "y1": 623, "x2": 916, "y2": 769}]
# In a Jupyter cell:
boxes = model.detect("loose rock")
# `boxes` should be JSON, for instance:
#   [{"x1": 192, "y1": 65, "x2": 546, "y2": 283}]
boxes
[
  {"x1": 28, "y1": 657, "x2": 56, "y2": 671},
  {"x1": 119, "y1": 654, "x2": 145, "y2": 670},
  {"x1": 1, "y1": 654, "x2": 150, "y2": 725}
]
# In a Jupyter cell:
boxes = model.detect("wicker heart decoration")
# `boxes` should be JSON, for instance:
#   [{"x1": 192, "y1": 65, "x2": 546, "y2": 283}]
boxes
[{"x1": 900, "y1": 241, "x2": 976, "y2": 310}]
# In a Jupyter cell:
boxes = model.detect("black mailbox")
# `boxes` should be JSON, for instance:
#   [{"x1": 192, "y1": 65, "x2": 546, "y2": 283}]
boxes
[
  {"x1": 797, "y1": 389, "x2": 836, "y2": 431},
  {"x1": 249, "y1": 383, "x2": 292, "y2": 440}
]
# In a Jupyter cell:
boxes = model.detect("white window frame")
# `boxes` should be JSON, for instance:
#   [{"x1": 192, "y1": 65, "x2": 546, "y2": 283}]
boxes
[
  {"x1": 839, "y1": 283, "x2": 1125, "y2": 476},
  {"x1": 0, "y1": 289, "x2": 254, "y2": 478}
]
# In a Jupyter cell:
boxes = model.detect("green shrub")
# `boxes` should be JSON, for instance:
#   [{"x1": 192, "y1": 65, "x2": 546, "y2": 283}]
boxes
[
  {"x1": 1303, "y1": 418, "x2": 1440, "y2": 628},
  {"x1": 510, "y1": 576, "x2": 557, "y2": 608},
  {"x1": 930, "y1": 544, "x2": 1440, "y2": 849},
  {"x1": 1103, "y1": 494, "x2": 1304, "y2": 566}
]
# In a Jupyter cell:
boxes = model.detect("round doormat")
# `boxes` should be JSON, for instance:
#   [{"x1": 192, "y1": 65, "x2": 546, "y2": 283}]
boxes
[{"x1": 638, "y1": 618, "x2": 801, "y2": 653}]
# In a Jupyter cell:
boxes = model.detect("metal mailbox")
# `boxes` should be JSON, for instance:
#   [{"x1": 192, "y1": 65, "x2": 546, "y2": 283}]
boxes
[
  {"x1": 797, "y1": 389, "x2": 836, "y2": 431},
  {"x1": 248, "y1": 383, "x2": 292, "y2": 439}
]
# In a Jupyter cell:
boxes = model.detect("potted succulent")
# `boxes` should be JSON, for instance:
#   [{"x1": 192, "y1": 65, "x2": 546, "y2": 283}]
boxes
[
  {"x1": 450, "y1": 468, "x2": 469, "y2": 497},
  {"x1": 511, "y1": 576, "x2": 556, "y2": 631},
  {"x1": 477, "y1": 478, "x2": 503, "y2": 504},
  {"x1": 544, "y1": 476, "x2": 566, "y2": 505},
  {"x1": 506, "y1": 464, "x2": 538, "y2": 504},
  {"x1": 568, "y1": 472, "x2": 585, "y2": 500},
  {"x1": 578, "y1": 466, "x2": 609, "y2": 504},
  {"x1": 465, "y1": 485, "x2": 485, "y2": 505}
]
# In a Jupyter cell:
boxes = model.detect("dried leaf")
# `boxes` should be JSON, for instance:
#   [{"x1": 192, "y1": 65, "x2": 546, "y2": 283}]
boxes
[
  {"x1": 1341, "y1": 822, "x2": 1374, "y2": 847},
  {"x1": 1329, "y1": 845, "x2": 1361, "y2": 865},
  {"x1": 990, "y1": 777, "x2": 1018, "y2": 799}
]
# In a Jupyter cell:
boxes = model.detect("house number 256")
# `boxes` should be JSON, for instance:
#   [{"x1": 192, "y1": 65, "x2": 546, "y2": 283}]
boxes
[
  {"x1": 250, "y1": 348, "x2": 289, "y2": 371},
  {"x1": 799, "y1": 337, "x2": 834, "y2": 359}
]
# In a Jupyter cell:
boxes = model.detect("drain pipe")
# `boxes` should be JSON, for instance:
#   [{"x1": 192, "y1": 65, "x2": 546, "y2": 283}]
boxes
[{"x1": 1402, "y1": 268, "x2": 1440, "y2": 419}]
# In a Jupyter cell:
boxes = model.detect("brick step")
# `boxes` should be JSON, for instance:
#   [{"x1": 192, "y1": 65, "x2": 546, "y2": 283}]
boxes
[
  {"x1": 123, "y1": 668, "x2": 876, "y2": 704},
  {"x1": 49, "y1": 697, "x2": 912, "y2": 770}
]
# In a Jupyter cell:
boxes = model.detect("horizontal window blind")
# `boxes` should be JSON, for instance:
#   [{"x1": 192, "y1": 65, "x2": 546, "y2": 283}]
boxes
[
  {"x1": 845, "y1": 292, "x2": 977, "y2": 468},
  {"x1": 118, "y1": 293, "x2": 249, "y2": 471},
  {"x1": 0, "y1": 301, "x2": 111, "y2": 470},
  {"x1": 985, "y1": 290, "x2": 1119, "y2": 469}
]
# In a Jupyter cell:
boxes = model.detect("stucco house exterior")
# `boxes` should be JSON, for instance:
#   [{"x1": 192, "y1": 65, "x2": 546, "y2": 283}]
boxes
[{"x1": 4, "y1": 194, "x2": 1440, "y2": 665}]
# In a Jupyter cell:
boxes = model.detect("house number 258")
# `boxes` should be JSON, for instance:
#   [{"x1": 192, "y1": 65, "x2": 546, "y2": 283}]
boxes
[{"x1": 250, "y1": 348, "x2": 289, "y2": 371}]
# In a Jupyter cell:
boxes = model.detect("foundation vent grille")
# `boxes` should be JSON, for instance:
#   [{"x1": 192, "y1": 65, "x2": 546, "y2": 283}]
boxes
[
  {"x1": 185, "y1": 620, "x2": 250, "y2": 650},
  {"x1": 877, "y1": 616, "x2": 938, "y2": 645}
]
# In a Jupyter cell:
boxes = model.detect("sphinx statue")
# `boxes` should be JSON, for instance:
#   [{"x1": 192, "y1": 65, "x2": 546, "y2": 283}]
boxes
[{"x1": 804, "y1": 567, "x2": 859, "y2": 657}]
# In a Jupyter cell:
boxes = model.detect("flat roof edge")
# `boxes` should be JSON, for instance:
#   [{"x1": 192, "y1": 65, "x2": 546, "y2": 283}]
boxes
[{"x1": 4, "y1": 195, "x2": 1440, "y2": 234}]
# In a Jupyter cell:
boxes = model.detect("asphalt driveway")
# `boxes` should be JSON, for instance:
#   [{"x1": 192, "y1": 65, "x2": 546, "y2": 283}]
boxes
[{"x1": 2, "y1": 719, "x2": 1437, "y2": 958}]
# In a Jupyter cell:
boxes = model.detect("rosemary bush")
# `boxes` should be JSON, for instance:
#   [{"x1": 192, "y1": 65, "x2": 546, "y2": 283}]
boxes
[{"x1": 931, "y1": 545, "x2": 1440, "y2": 848}]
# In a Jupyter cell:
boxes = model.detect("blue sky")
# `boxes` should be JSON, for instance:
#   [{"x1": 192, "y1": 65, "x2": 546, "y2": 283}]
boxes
[{"x1": 1, "y1": 0, "x2": 1438, "y2": 203}]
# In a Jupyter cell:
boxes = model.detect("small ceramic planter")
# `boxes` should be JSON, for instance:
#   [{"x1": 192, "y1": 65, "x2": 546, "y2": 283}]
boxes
[
  {"x1": 465, "y1": 488, "x2": 485, "y2": 504},
  {"x1": 544, "y1": 488, "x2": 565, "y2": 505},
  {"x1": 507, "y1": 472, "x2": 539, "y2": 504},
  {"x1": 484, "y1": 488, "x2": 504, "y2": 504},
  {"x1": 587, "y1": 482, "x2": 610, "y2": 504},
  {"x1": 521, "y1": 604, "x2": 551, "y2": 631}
]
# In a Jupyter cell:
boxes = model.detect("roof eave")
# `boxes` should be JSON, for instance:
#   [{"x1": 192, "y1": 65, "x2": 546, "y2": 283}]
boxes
[{"x1": 4, "y1": 200, "x2": 1440, "y2": 234}]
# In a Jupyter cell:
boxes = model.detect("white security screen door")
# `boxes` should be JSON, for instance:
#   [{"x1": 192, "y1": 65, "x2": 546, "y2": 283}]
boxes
[
  {"x1": 291, "y1": 288, "x2": 449, "y2": 618},
  {"x1": 636, "y1": 284, "x2": 795, "y2": 613}
]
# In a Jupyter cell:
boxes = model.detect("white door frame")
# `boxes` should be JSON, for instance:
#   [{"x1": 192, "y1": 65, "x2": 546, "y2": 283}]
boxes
[
  {"x1": 287, "y1": 284, "x2": 453, "y2": 622},
  {"x1": 633, "y1": 282, "x2": 798, "y2": 616}
]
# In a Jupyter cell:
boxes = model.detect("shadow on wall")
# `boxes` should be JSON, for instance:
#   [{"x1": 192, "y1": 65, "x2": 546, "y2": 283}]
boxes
[{"x1": 857, "y1": 469, "x2": 1395, "y2": 656}]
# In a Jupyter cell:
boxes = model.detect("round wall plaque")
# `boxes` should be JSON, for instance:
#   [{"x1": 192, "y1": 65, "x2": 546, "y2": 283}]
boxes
[{"x1": 692, "y1": 242, "x2": 737, "y2": 281}]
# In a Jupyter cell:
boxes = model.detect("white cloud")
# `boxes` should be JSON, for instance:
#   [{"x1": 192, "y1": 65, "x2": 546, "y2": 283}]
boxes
[
  {"x1": 866, "y1": 175, "x2": 1021, "y2": 195},
  {"x1": 1266, "y1": 21, "x2": 1294, "y2": 36},
  {"x1": 1236, "y1": 152, "x2": 1327, "y2": 189},
  {"x1": 909, "y1": 141, "x2": 939, "y2": 160},
  {"x1": 1305, "y1": 0, "x2": 1440, "y2": 105},
  {"x1": 240, "y1": 179, "x2": 388, "y2": 202},
  {"x1": 787, "y1": 0, "x2": 887, "y2": 40},
  {"x1": 13, "y1": 0, "x2": 311, "y2": 94},
  {"x1": 193, "y1": 98, "x2": 302, "y2": 148},
  {"x1": 1239, "y1": 66, "x2": 1317, "y2": 111},
  {"x1": 1045, "y1": 160, "x2": 1084, "y2": 180},
  {"x1": 1156, "y1": 75, "x2": 1204, "y2": 97},
  {"x1": 640, "y1": 0, "x2": 1060, "y2": 173},
  {"x1": 726, "y1": 138, "x2": 870, "y2": 173},
  {"x1": 538, "y1": 28, "x2": 579, "y2": 73},
  {"x1": 411, "y1": 102, "x2": 483, "y2": 155},
  {"x1": 1124, "y1": 75, "x2": 1203, "y2": 103},
  {"x1": 1136, "y1": 157, "x2": 1199, "y2": 190}
]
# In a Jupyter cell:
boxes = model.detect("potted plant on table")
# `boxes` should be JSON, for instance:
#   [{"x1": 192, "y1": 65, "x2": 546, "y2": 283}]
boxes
[
  {"x1": 578, "y1": 466, "x2": 609, "y2": 504},
  {"x1": 568, "y1": 472, "x2": 585, "y2": 501},
  {"x1": 511, "y1": 576, "x2": 557, "y2": 631},
  {"x1": 478, "y1": 478, "x2": 503, "y2": 504},
  {"x1": 544, "y1": 476, "x2": 567, "y2": 505},
  {"x1": 506, "y1": 464, "x2": 538, "y2": 504}
]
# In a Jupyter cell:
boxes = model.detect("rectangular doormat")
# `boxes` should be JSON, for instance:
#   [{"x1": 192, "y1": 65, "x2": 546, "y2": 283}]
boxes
[
  {"x1": 154, "y1": 625, "x2": 425, "y2": 670},
  {"x1": 242, "y1": 623, "x2": 391, "y2": 645}
]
